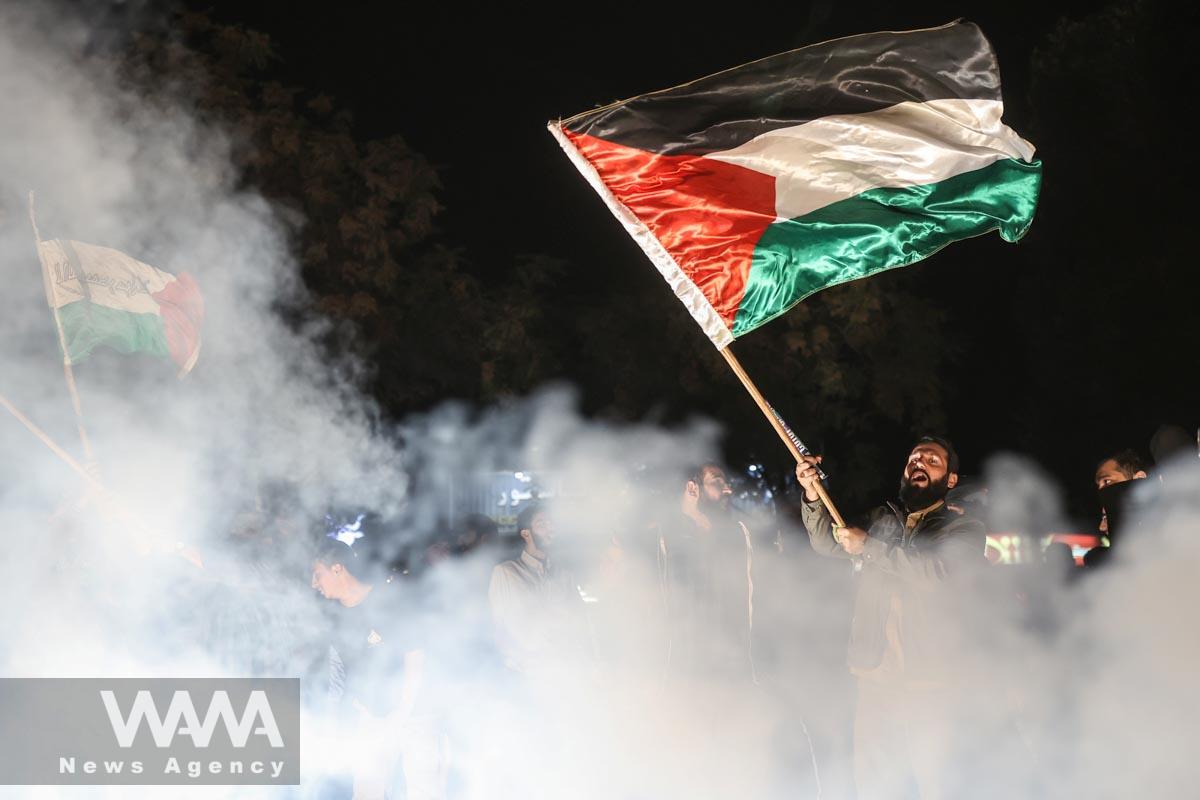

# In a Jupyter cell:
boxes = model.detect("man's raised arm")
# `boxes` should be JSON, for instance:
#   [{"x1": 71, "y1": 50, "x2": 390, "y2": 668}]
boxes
[{"x1": 796, "y1": 455, "x2": 849, "y2": 559}]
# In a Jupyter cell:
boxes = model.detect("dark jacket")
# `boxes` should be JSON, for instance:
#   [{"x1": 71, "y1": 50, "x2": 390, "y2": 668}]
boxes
[
  {"x1": 801, "y1": 498, "x2": 986, "y2": 680},
  {"x1": 660, "y1": 514, "x2": 755, "y2": 681}
]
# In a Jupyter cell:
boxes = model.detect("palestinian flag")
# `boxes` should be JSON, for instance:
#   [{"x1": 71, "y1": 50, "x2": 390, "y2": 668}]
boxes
[
  {"x1": 549, "y1": 21, "x2": 1041, "y2": 348},
  {"x1": 38, "y1": 239, "x2": 204, "y2": 375}
]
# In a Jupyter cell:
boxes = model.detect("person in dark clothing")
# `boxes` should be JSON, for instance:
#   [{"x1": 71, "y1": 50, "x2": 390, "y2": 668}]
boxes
[
  {"x1": 656, "y1": 463, "x2": 779, "y2": 796},
  {"x1": 796, "y1": 436, "x2": 988, "y2": 800},
  {"x1": 311, "y1": 539, "x2": 444, "y2": 800},
  {"x1": 660, "y1": 462, "x2": 756, "y2": 682},
  {"x1": 1091, "y1": 447, "x2": 1166, "y2": 574},
  {"x1": 1149, "y1": 424, "x2": 1196, "y2": 469},
  {"x1": 1093, "y1": 448, "x2": 1149, "y2": 538}
]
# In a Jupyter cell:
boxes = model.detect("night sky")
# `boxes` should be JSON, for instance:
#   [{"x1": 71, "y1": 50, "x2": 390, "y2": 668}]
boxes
[{"x1": 190, "y1": 0, "x2": 1194, "y2": 522}]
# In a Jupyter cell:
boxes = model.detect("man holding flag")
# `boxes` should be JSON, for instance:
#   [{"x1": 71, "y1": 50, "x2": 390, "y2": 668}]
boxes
[
  {"x1": 797, "y1": 440, "x2": 986, "y2": 799},
  {"x1": 551, "y1": 20, "x2": 1040, "y2": 796},
  {"x1": 550, "y1": 18, "x2": 1041, "y2": 532}
]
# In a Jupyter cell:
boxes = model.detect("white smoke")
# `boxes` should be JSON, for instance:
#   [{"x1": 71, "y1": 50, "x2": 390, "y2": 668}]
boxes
[{"x1": 1, "y1": 4, "x2": 1197, "y2": 800}]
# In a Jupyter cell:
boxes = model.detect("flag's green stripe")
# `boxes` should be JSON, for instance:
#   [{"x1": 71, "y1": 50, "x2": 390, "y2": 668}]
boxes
[
  {"x1": 57, "y1": 301, "x2": 169, "y2": 363},
  {"x1": 732, "y1": 157, "x2": 1042, "y2": 337}
]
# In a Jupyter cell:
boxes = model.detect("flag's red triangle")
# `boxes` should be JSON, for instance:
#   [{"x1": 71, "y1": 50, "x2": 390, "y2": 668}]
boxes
[{"x1": 564, "y1": 131, "x2": 777, "y2": 328}]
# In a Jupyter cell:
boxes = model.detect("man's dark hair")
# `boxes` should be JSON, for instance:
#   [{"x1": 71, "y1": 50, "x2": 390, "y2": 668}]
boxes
[
  {"x1": 259, "y1": 479, "x2": 301, "y2": 517},
  {"x1": 516, "y1": 503, "x2": 544, "y2": 535},
  {"x1": 1096, "y1": 448, "x2": 1147, "y2": 477},
  {"x1": 685, "y1": 461, "x2": 725, "y2": 486},
  {"x1": 1149, "y1": 425, "x2": 1193, "y2": 466},
  {"x1": 313, "y1": 537, "x2": 357, "y2": 568},
  {"x1": 462, "y1": 513, "x2": 498, "y2": 539},
  {"x1": 915, "y1": 435, "x2": 960, "y2": 474}
]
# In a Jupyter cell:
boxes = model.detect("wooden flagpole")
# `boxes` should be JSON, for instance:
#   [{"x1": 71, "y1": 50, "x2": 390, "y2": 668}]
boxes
[
  {"x1": 28, "y1": 192, "x2": 95, "y2": 464},
  {"x1": 718, "y1": 344, "x2": 847, "y2": 528},
  {"x1": 0, "y1": 389, "x2": 204, "y2": 568},
  {"x1": 0, "y1": 390, "x2": 104, "y2": 492}
]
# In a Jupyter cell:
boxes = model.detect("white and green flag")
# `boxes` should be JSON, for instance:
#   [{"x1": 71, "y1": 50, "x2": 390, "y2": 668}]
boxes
[{"x1": 39, "y1": 239, "x2": 204, "y2": 375}]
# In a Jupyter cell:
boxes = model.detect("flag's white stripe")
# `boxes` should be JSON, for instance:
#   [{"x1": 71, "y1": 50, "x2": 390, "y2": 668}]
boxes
[
  {"x1": 707, "y1": 98, "x2": 1036, "y2": 222},
  {"x1": 38, "y1": 240, "x2": 172, "y2": 314},
  {"x1": 547, "y1": 122, "x2": 734, "y2": 349}
]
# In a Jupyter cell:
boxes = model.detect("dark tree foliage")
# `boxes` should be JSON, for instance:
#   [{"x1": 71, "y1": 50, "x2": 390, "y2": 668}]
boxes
[
  {"x1": 556, "y1": 259, "x2": 957, "y2": 510},
  {"x1": 89, "y1": 10, "x2": 966, "y2": 511},
  {"x1": 102, "y1": 11, "x2": 508, "y2": 411},
  {"x1": 1012, "y1": 0, "x2": 1196, "y2": 497}
]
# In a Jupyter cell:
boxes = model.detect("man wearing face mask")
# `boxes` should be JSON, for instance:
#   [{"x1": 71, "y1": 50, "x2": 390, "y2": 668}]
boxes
[{"x1": 795, "y1": 436, "x2": 987, "y2": 800}]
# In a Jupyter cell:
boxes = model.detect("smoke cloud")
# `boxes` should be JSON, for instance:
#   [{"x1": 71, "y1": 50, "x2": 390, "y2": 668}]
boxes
[{"x1": 1, "y1": 4, "x2": 1196, "y2": 799}]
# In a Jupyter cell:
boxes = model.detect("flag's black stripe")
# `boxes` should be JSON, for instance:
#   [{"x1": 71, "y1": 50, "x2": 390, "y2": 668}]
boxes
[{"x1": 563, "y1": 22, "x2": 1001, "y2": 156}]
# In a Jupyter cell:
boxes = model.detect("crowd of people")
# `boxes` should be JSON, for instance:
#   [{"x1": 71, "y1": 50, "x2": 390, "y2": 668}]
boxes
[{"x1": 176, "y1": 426, "x2": 1197, "y2": 800}]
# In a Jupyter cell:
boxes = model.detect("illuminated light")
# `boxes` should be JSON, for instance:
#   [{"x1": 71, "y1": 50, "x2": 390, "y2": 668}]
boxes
[{"x1": 327, "y1": 514, "x2": 366, "y2": 547}]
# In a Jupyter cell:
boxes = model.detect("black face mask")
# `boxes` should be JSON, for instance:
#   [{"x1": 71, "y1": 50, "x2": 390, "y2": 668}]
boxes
[{"x1": 898, "y1": 472, "x2": 951, "y2": 513}]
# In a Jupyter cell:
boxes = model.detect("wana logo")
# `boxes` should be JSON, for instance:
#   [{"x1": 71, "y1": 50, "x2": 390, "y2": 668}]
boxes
[{"x1": 100, "y1": 690, "x2": 285, "y2": 749}]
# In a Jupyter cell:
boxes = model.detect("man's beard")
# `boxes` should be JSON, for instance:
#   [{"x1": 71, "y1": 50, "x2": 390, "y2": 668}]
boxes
[
  {"x1": 898, "y1": 473, "x2": 951, "y2": 512},
  {"x1": 531, "y1": 533, "x2": 554, "y2": 555},
  {"x1": 698, "y1": 494, "x2": 731, "y2": 521}
]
